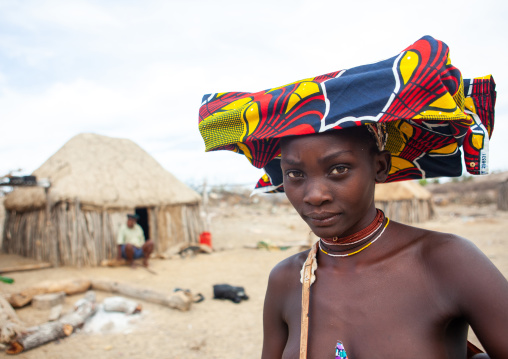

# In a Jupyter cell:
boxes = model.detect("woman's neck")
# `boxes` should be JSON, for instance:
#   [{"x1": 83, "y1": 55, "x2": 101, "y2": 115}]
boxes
[{"x1": 319, "y1": 209, "x2": 388, "y2": 259}]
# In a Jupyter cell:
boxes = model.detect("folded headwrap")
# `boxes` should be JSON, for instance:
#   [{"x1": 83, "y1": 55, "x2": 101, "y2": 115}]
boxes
[{"x1": 198, "y1": 36, "x2": 496, "y2": 193}]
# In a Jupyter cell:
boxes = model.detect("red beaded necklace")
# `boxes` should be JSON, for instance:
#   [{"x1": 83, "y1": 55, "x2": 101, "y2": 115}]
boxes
[{"x1": 322, "y1": 209, "x2": 385, "y2": 245}]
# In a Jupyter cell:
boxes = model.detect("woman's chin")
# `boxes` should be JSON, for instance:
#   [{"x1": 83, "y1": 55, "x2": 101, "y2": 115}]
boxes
[{"x1": 308, "y1": 227, "x2": 338, "y2": 240}]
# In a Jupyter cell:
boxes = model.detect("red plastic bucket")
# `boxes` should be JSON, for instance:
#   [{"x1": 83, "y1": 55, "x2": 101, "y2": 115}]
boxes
[{"x1": 199, "y1": 231, "x2": 212, "y2": 247}]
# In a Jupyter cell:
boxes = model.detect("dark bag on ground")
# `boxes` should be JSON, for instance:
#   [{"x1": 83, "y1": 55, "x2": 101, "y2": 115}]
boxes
[{"x1": 213, "y1": 284, "x2": 249, "y2": 304}]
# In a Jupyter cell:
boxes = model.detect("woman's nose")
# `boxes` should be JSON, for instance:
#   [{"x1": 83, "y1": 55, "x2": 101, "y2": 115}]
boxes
[{"x1": 303, "y1": 178, "x2": 332, "y2": 206}]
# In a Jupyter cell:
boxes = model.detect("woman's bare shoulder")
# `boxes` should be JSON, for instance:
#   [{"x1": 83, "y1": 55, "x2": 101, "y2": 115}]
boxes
[
  {"x1": 268, "y1": 249, "x2": 310, "y2": 285},
  {"x1": 392, "y1": 221, "x2": 500, "y2": 285},
  {"x1": 389, "y1": 220, "x2": 473, "y2": 253},
  {"x1": 398, "y1": 223, "x2": 508, "y2": 357},
  {"x1": 406, "y1": 222, "x2": 481, "y2": 260},
  {"x1": 264, "y1": 249, "x2": 310, "y2": 318}
]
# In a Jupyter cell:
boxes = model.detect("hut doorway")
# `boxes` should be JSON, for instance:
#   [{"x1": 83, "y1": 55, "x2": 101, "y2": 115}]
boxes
[{"x1": 135, "y1": 207, "x2": 150, "y2": 241}]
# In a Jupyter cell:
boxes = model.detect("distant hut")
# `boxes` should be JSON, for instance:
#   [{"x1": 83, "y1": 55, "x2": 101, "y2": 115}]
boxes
[
  {"x1": 375, "y1": 181, "x2": 434, "y2": 224},
  {"x1": 2, "y1": 133, "x2": 203, "y2": 266},
  {"x1": 0, "y1": 197, "x2": 4, "y2": 249},
  {"x1": 498, "y1": 180, "x2": 508, "y2": 211}
]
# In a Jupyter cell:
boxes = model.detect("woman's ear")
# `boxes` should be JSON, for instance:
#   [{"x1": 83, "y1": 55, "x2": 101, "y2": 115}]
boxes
[{"x1": 374, "y1": 151, "x2": 391, "y2": 183}]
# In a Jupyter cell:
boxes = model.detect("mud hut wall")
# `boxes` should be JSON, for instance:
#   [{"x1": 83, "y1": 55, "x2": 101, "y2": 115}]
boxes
[
  {"x1": 62, "y1": 205, "x2": 118, "y2": 267},
  {"x1": 0, "y1": 197, "x2": 5, "y2": 249},
  {"x1": 2, "y1": 204, "x2": 127, "y2": 267},
  {"x1": 156, "y1": 205, "x2": 185, "y2": 253},
  {"x1": 3, "y1": 208, "x2": 58, "y2": 265},
  {"x1": 3, "y1": 202, "x2": 204, "y2": 265},
  {"x1": 95, "y1": 209, "x2": 130, "y2": 265},
  {"x1": 155, "y1": 204, "x2": 202, "y2": 253},
  {"x1": 182, "y1": 204, "x2": 203, "y2": 245},
  {"x1": 498, "y1": 181, "x2": 508, "y2": 211},
  {"x1": 375, "y1": 199, "x2": 433, "y2": 224},
  {"x1": 108, "y1": 210, "x2": 130, "y2": 242},
  {"x1": 148, "y1": 207, "x2": 158, "y2": 243}
]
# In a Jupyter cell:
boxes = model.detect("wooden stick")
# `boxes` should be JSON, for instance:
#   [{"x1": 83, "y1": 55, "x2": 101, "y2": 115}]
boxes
[
  {"x1": 91, "y1": 279, "x2": 191, "y2": 311},
  {"x1": 0, "y1": 296, "x2": 26, "y2": 344},
  {"x1": 6, "y1": 291, "x2": 96, "y2": 354},
  {"x1": 141, "y1": 266, "x2": 157, "y2": 275},
  {"x1": 7, "y1": 279, "x2": 91, "y2": 308},
  {"x1": 299, "y1": 242, "x2": 318, "y2": 359},
  {"x1": 0, "y1": 262, "x2": 52, "y2": 274},
  {"x1": 5, "y1": 322, "x2": 67, "y2": 354},
  {"x1": 59, "y1": 291, "x2": 97, "y2": 335}
]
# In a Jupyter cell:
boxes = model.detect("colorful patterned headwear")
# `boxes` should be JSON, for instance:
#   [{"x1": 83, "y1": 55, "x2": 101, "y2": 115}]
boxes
[{"x1": 198, "y1": 36, "x2": 496, "y2": 193}]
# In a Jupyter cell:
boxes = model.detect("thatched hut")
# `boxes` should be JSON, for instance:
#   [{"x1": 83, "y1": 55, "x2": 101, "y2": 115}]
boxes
[
  {"x1": 498, "y1": 180, "x2": 508, "y2": 211},
  {"x1": 0, "y1": 197, "x2": 4, "y2": 249},
  {"x1": 426, "y1": 171, "x2": 508, "y2": 206},
  {"x1": 375, "y1": 181, "x2": 434, "y2": 224},
  {"x1": 2, "y1": 133, "x2": 203, "y2": 267}
]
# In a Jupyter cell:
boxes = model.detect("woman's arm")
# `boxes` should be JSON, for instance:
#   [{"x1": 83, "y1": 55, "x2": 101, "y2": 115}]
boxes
[
  {"x1": 261, "y1": 265, "x2": 290, "y2": 359},
  {"x1": 431, "y1": 235, "x2": 508, "y2": 359}
]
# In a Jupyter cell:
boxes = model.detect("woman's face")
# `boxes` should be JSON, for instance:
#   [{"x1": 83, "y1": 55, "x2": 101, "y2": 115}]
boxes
[{"x1": 280, "y1": 128, "x2": 390, "y2": 239}]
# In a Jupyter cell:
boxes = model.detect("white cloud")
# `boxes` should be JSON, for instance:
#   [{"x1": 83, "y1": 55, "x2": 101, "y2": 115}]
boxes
[
  {"x1": 0, "y1": 0, "x2": 120, "y2": 31},
  {"x1": 0, "y1": 0, "x2": 507, "y2": 183}
]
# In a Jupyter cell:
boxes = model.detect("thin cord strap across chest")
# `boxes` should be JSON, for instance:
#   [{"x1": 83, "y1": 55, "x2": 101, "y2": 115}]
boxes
[{"x1": 300, "y1": 242, "x2": 318, "y2": 359}]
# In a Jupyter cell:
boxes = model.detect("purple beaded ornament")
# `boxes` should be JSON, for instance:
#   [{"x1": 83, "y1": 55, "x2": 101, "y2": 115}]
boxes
[{"x1": 335, "y1": 341, "x2": 348, "y2": 359}]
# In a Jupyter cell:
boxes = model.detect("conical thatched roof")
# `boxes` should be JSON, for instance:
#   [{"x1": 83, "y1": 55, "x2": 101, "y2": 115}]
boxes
[
  {"x1": 4, "y1": 133, "x2": 201, "y2": 211},
  {"x1": 375, "y1": 181, "x2": 431, "y2": 201}
]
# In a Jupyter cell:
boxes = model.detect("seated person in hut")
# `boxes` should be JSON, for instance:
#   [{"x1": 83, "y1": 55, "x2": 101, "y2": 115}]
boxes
[
  {"x1": 198, "y1": 36, "x2": 508, "y2": 358},
  {"x1": 117, "y1": 214, "x2": 154, "y2": 267}
]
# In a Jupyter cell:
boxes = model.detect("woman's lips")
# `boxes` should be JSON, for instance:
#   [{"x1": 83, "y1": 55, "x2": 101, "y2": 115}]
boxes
[{"x1": 305, "y1": 212, "x2": 340, "y2": 226}]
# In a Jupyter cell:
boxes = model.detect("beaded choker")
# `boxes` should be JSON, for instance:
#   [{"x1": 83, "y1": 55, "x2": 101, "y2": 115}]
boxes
[
  {"x1": 319, "y1": 217, "x2": 390, "y2": 257},
  {"x1": 323, "y1": 209, "x2": 385, "y2": 246}
]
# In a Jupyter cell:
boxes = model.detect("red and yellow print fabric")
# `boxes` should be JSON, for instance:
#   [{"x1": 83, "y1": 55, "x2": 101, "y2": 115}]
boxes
[{"x1": 198, "y1": 36, "x2": 496, "y2": 193}]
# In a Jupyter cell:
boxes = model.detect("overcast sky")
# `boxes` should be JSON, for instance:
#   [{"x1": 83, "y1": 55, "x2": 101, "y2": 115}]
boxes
[{"x1": 1, "y1": 0, "x2": 507, "y2": 188}]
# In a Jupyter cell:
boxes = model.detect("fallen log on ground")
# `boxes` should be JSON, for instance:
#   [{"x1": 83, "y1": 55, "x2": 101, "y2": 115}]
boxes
[
  {"x1": 6, "y1": 291, "x2": 97, "y2": 354},
  {"x1": 91, "y1": 279, "x2": 191, "y2": 311},
  {"x1": 7, "y1": 278, "x2": 91, "y2": 308},
  {"x1": 103, "y1": 296, "x2": 142, "y2": 314},
  {"x1": 0, "y1": 262, "x2": 52, "y2": 274},
  {"x1": 59, "y1": 291, "x2": 97, "y2": 335},
  {"x1": 5, "y1": 322, "x2": 67, "y2": 354},
  {"x1": 100, "y1": 258, "x2": 128, "y2": 267},
  {"x1": 0, "y1": 296, "x2": 27, "y2": 345},
  {"x1": 48, "y1": 304, "x2": 63, "y2": 321},
  {"x1": 32, "y1": 292, "x2": 65, "y2": 310}
]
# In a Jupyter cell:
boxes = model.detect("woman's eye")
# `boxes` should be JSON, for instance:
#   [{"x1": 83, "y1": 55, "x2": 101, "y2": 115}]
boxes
[
  {"x1": 330, "y1": 166, "x2": 348, "y2": 175},
  {"x1": 287, "y1": 171, "x2": 303, "y2": 178}
]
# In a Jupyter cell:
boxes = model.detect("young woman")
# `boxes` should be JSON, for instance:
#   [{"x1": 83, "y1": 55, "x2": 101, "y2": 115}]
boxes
[
  {"x1": 262, "y1": 126, "x2": 508, "y2": 358},
  {"x1": 198, "y1": 36, "x2": 506, "y2": 358}
]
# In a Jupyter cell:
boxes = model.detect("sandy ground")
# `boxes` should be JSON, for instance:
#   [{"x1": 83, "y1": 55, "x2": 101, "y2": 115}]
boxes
[{"x1": 1, "y1": 202, "x2": 507, "y2": 358}]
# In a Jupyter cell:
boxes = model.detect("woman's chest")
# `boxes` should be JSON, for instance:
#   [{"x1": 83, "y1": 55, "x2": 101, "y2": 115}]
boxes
[{"x1": 283, "y1": 261, "x2": 458, "y2": 358}]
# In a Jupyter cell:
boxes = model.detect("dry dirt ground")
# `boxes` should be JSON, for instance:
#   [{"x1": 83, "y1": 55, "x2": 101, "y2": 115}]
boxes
[{"x1": 1, "y1": 202, "x2": 507, "y2": 358}]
